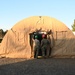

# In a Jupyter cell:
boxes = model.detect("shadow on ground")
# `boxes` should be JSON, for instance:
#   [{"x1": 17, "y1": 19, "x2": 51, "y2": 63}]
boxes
[{"x1": 0, "y1": 58, "x2": 75, "y2": 75}]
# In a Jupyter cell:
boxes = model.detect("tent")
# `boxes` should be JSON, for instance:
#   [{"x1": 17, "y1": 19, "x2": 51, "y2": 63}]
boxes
[{"x1": 0, "y1": 16, "x2": 75, "y2": 58}]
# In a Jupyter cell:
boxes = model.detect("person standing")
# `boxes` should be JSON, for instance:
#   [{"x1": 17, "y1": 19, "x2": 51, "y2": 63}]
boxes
[
  {"x1": 41, "y1": 34, "x2": 51, "y2": 58},
  {"x1": 33, "y1": 35, "x2": 40, "y2": 58}
]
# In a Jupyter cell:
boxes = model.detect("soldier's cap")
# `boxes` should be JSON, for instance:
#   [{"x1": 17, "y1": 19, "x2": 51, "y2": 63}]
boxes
[
  {"x1": 35, "y1": 35, "x2": 38, "y2": 39},
  {"x1": 42, "y1": 34, "x2": 46, "y2": 38}
]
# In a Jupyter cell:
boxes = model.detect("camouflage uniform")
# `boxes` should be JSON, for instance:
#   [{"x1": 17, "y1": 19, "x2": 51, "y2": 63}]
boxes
[
  {"x1": 34, "y1": 39, "x2": 40, "y2": 58},
  {"x1": 41, "y1": 38, "x2": 50, "y2": 57}
]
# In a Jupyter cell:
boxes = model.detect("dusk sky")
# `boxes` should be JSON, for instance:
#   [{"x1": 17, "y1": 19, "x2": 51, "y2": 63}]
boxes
[{"x1": 0, "y1": 0, "x2": 75, "y2": 31}]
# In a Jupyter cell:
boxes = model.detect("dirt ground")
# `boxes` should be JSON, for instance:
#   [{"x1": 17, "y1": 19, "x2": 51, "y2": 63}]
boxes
[{"x1": 0, "y1": 58, "x2": 75, "y2": 75}]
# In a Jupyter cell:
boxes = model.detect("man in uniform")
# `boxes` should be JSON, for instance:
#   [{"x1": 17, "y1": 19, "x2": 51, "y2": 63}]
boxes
[
  {"x1": 33, "y1": 35, "x2": 40, "y2": 58},
  {"x1": 41, "y1": 34, "x2": 51, "y2": 58}
]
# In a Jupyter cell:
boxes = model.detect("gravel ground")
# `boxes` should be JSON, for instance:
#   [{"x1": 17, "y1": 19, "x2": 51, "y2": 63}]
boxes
[{"x1": 0, "y1": 58, "x2": 75, "y2": 75}]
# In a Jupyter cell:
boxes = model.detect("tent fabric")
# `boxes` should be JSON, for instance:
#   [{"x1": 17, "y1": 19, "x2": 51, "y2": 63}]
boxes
[{"x1": 0, "y1": 16, "x2": 75, "y2": 58}]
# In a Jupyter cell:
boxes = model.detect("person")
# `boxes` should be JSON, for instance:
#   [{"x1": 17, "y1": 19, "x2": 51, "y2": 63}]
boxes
[
  {"x1": 41, "y1": 34, "x2": 51, "y2": 58},
  {"x1": 33, "y1": 35, "x2": 40, "y2": 58}
]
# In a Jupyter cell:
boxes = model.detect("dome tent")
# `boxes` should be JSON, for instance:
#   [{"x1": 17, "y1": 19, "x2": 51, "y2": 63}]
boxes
[{"x1": 0, "y1": 16, "x2": 75, "y2": 58}]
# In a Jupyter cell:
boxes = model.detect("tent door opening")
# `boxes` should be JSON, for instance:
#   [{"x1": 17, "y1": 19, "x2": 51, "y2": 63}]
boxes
[{"x1": 29, "y1": 31, "x2": 47, "y2": 57}]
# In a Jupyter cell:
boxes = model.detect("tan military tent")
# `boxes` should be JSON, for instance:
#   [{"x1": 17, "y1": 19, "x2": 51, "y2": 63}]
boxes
[{"x1": 0, "y1": 16, "x2": 75, "y2": 58}]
